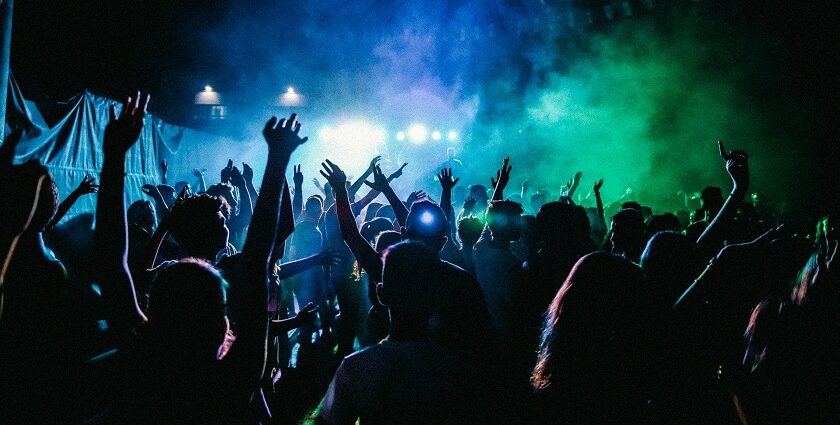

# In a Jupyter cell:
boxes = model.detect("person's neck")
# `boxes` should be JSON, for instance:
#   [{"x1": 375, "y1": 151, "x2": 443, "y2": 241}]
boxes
[{"x1": 388, "y1": 316, "x2": 433, "y2": 342}]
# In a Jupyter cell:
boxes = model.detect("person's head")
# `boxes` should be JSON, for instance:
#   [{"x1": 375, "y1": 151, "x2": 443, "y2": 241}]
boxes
[
  {"x1": 375, "y1": 230, "x2": 402, "y2": 254},
  {"x1": 147, "y1": 259, "x2": 229, "y2": 359},
  {"x1": 303, "y1": 195, "x2": 323, "y2": 221},
  {"x1": 469, "y1": 184, "x2": 489, "y2": 206},
  {"x1": 206, "y1": 182, "x2": 238, "y2": 212},
  {"x1": 532, "y1": 252, "x2": 645, "y2": 391},
  {"x1": 447, "y1": 147, "x2": 456, "y2": 160},
  {"x1": 364, "y1": 202, "x2": 384, "y2": 222},
  {"x1": 361, "y1": 217, "x2": 394, "y2": 244},
  {"x1": 379, "y1": 241, "x2": 441, "y2": 336},
  {"x1": 610, "y1": 208, "x2": 645, "y2": 260},
  {"x1": 640, "y1": 231, "x2": 696, "y2": 304},
  {"x1": 168, "y1": 194, "x2": 230, "y2": 260},
  {"x1": 486, "y1": 200, "x2": 524, "y2": 242},
  {"x1": 402, "y1": 200, "x2": 448, "y2": 251},
  {"x1": 3, "y1": 160, "x2": 58, "y2": 235},
  {"x1": 174, "y1": 181, "x2": 190, "y2": 195},
  {"x1": 620, "y1": 201, "x2": 642, "y2": 215},
  {"x1": 375, "y1": 204, "x2": 396, "y2": 222},
  {"x1": 643, "y1": 213, "x2": 681, "y2": 244},
  {"x1": 457, "y1": 216, "x2": 484, "y2": 248},
  {"x1": 530, "y1": 192, "x2": 548, "y2": 214},
  {"x1": 128, "y1": 200, "x2": 157, "y2": 232},
  {"x1": 536, "y1": 201, "x2": 590, "y2": 250},
  {"x1": 700, "y1": 186, "x2": 723, "y2": 215}
]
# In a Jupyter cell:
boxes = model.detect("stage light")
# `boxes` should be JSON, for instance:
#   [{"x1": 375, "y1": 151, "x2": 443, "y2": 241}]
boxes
[
  {"x1": 287, "y1": 87, "x2": 295, "y2": 94},
  {"x1": 431, "y1": 131, "x2": 442, "y2": 141},
  {"x1": 447, "y1": 130, "x2": 458, "y2": 141},
  {"x1": 408, "y1": 124, "x2": 428, "y2": 144},
  {"x1": 319, "y1": 127, "x2": 334, "y2": 141},
  {"x1": 277, "y1": 86, "x2": 303, "y2": 107},
  {"x1": 195, "y1": 85, "x2": 221, "y2": 105},
  {"x1": 395, "y1": 131, "x2": 406, "y2": 141}
]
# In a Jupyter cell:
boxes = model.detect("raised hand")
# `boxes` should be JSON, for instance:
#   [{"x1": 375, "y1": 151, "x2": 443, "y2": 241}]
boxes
[
  {"x1": 369, "y1": 155, "x2": 382, "y2": 172},
  {"x1": 463, "y1": 196, "x2": 477, "y2": 213},
  {"x1": 242, "y1": 163, "x2": 254, "y2": 184},
  {"x1": 73, "y1": 174, "x2": 99, "y2": 196},
  {"x1": 319, "y1": 159, "x2": 348, "y2": 192},
  {"x1": 406, "y1": 191, "x2": 428, "y2": 206},
  {"x1": 293, "y1": 164, "x2": 304, "y2": 186},
  {"x1": 522, "y1": 179, "x2": 530, "y2": 192},
  {"x1": 192, "y1": 168, "x2": 206, "y2": 179},
  {"x1": 490, "y1": 156, "x2": 512, "y2": 191},
  {"x1": 230, "y1": 165, "x2": 246, "y2": 186},
  {"x1": 388, "y1": 162, "x2": 408, "y2": 180},
  {"x1": 437, "y1": 167, "x2": 460, "y2": 191},
  {"x1": 159, "y1": 159, "x2": 168, "y2": 175},
  {"x1": 718, "y1": 141, "x2": 749, "y2": 191},
  {"x1": 593, "y1": 178, "x2": 604, "y2": 194},
  {"x1": 292, "y1": 302, "x2": 319, "y2": 328},
  {"x1": 221, "y1": 159, "x2": 233, "y2": 183},
  {"x1": 572, "y1": 171, "x2": 583, "y2": 185},
  {"x1": 263, "y1": 113, "x2": 309, "y2": 157},
  {"x1": 364, "y1": 164, "x2": 390, "y2": 192},
  {"x1": 174, "y1": 184, "x2": 191, "y2": 206},
  {"x1": 103, "y1": 91, "x2": 150, "y2": 157}
]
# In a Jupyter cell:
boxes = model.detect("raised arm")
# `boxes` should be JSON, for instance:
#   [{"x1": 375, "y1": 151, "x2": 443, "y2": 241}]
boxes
[
  {"x1": 277, "y1": 249, "x2": 341, "y2": 280},
  {"x1": 229, "y1": 164, "x2": 254, "y2": 227},
  {"x1": 437, "y1": 167, "x2": 460, "y2": 237},
  {"x1": 159, "y1": 159, "x2": 168, "y2": 185},
  {"x1": 364, "y1": 165, "x2": 409, "y2": 227},
  {"x1": 348, "y1": 155, "x2": 380, "y2": 199},
  {"x1": 192, "y1": 168, "x2": 208, "y2": 193},
  {"x1": 292, "y1": 164, "x2": 304, "y2": 218},
  {"x1": 321, "y1": 160, "x2": 383, "y2": 283},
  {"x1": 490, "y1": 156, "x2": 512, "y2": 201},
  {"x1": 242, "y1": 162, "x2": 258, "y2": 203},
  {"x1": 567, "y1": 171, "x2": 583, "y2": 199},
  {"x1": 593, "y1": 178, "x2": 606, "y2": 228},
  {"x1": 232, "y1": 113, "x2": 307, "y2": 384},
  {"x1": 45, "y1": 174, "x2": 98, "y2": 231},
  {"x1": 95, "y1": 92, "x2": 150, "y2": 337},
  {"x1": 269, "y1": 179, "x2": 295, "y2": 267},
  {"x1": 695, "y1": 141, "x2": 750, "y2": 260},
  {"x1": 142, "y1": 183, "x2": 169, "y2": 224}
]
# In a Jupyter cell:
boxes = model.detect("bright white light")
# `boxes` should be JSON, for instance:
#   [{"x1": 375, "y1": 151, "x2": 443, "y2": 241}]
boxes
[
  {"x1": 420, "y1": 211, "x2": 434, "y2": 224},
  {"x1": 319, "y1": 127, "x2": 334, "y2": 141},
  {"x1": 395, "y1": 131, "x2": 406, "y2": 141},
  {"x1": 447, "y1": 130, "x2": 458, "y2": 141},
  {"x1": 431, "y1": 131, "x2": 442, "y2": 141},
  {"x1": 287, "y1": 87, "x2": 295, "y2": 94},
  {"x1": 204, "y1": 85, "x2": 213, "y2": 92},
  {"x1": 408, "y1": 124, "x2": 428, "y2": 144}
]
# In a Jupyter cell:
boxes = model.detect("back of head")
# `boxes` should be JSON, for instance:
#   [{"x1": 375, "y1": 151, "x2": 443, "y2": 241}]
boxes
[
  {"x1": 643, "y1": 213, "x2": 681, "y2": 243},
  {"x1": 530, "y1": 192, "x2": 548, "y2": 213},
  {"x1": 701, "y1": 186, "x2": 723, "y2": 213},
  {"x1": 364, "y1": 202, "x2": 383, "y2": 222},
  {"x1": 457, "y1": 216, "x2": 483, "y2": 248},
  {"x1": 620, "y1": 201, "x2": 642, "y2": 215},
  {"x1": 128, "y1": 200, "x2": 157, "y2": 232},
  {"x1": 536, "y1": 201, "x2": 590, "y2": 250},
  {"x1": 404, "y1": 200, "x2": 448, "y2": 251},
  {"x1": 361, "y1": 217, "x2": 394, "y2": 243},
  {"x1": 206, "y1": 182, "x2": 237, "y2": 211},
  {"x1": 304, "y1": 195, "x2": 324, "y2": 220},
  {"x1": 533, "y1": 252, "x2": 644, "y2": 391},
  {"x1": 640, "y1": 231, "x2": 696, "y2": 304},
  {"x1": 147, "y1": 259, "x2": 229, "y2": 357},
  {"x1": 469, "y1": 184, "x2": 489, "y2": 204},
  {"x1": 380, "y1": 241, "x2": 441, "y2": 318},
  {"x1": 486, "y1": 200, "x2": 524, "y2": 241},
  {"x1": 168, "y1": 194, "x2": 230, "y2": 257},
  {"x1": 611, "y1": 208, "x2": 645, "y2": 246},
  {"x1": 374, "y1": 230, "x2": 401, "y2": 254}
]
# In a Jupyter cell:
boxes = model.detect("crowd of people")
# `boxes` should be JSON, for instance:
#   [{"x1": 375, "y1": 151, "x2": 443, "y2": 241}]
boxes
[{"x1": 0, "y1": 92, "x2": 838, "y2": 424}]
